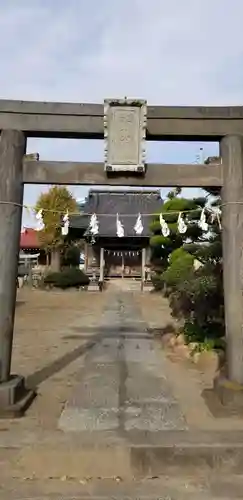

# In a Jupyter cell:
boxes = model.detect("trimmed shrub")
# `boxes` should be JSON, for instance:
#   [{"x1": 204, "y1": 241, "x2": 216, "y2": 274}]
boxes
[
  {"x1": 44, "y1": 268, "x2": 89, "y2": 289},
  {"x1": 162, "y1": 251, "x2": 194, "y2": 289},
  {"x1": 62, "y1": 245, "x2": 81, "y2": 267},
  {"x1": 169, "y1": 265, "x2": 224, "y2": 343},
  {"x1": 151, "y1": 272, "x2": 165, "y2": 291},
  {"x1": 168, "y1": 247, "x2": 190, "y2": 265}
]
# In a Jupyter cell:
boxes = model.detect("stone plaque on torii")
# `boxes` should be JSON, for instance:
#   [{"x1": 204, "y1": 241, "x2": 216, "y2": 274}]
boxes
[{"x1": 104, "y1": 98, "x2": 147, "y2": 173}]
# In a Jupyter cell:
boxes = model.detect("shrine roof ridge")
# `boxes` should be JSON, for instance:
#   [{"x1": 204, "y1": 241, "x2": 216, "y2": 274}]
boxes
[
  {"x1": 69, "y1": 189, "x2": 163, "y2": 237},
  {"x1": 88, "y1": 189, "x2": 161, "y2": 196}
]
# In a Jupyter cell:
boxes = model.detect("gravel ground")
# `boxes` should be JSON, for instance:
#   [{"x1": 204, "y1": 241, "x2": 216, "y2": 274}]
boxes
[
  {"x1": 0, "y1": 288, "x2": 107, "y2": 432},
  {"x1": 0, "y1": 287, "x2": 243, "y2": 499}
]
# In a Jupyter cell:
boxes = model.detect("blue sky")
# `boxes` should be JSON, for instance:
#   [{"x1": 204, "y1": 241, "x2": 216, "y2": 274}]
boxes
[{"x1": 1, "y1": 0, "x2": 243, "y2": 226}]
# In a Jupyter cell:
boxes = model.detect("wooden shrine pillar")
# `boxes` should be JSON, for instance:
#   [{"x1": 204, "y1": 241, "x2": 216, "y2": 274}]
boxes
[
  {"x1": 99, "y1": 247, "x2": 104, "y2": 282},
  {"x1": 146, "y1": 246, "x2": 151, "y2": 281},
  {"x1": 0, "y1": 130, "x2": 34, "y2": 415},
  {"x1": 141, "y1": 247, "x2": 146, "y2": 291},
  {"x1": 121, "y1": 252, "x2": 124, "y2": 279},
  {"x1": 84, "y1": 241, "x2": 88, "y2": 272},
  {"x1": 220, "y1": 135, "x2": 243, "y2": 384}
]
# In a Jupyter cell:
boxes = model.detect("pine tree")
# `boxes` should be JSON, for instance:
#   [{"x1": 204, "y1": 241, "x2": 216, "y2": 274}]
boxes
[
  {"x1": 150, "y1": 187, "x2": 207, "y2": 270},
  {"x1": 150, "y1": 184, "x2": 224, "y2": 344},
  {"x1": 169, "y1": 187, "x2": 224, "y2": 344}
]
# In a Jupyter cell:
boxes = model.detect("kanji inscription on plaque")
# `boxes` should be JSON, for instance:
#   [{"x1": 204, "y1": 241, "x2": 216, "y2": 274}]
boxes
[{"x1": 104, "y1": 98, "x2": 147, "y2": 172}]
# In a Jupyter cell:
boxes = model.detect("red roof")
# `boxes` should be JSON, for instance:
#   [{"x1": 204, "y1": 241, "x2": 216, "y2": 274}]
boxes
[{"x1": 20, "y1": 228, "x2": 40, "y2": 249}]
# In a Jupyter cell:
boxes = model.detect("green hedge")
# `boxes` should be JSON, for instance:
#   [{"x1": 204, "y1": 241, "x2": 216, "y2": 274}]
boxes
[
  {"x1": 162, "y1": 251, "x2": 194, "y2": 289},
  {"x1": 44, "y1": 268, "x2": 90, "y2": 289},
  {"x1": 151, "y1": 272, "x2": 165, "y2": 291}
]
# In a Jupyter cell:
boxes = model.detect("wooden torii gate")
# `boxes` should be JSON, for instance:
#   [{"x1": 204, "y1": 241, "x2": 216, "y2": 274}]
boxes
[{"x1": 0, "y1": 98, "x2": 243, "y2": 415}]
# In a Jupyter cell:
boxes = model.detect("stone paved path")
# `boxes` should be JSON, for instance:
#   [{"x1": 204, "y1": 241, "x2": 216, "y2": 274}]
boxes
[
  {"x1": 2, "y1": 291, "x2": 243, "y2": 498},
  {"x1": 59, "y1": 292, "x2": 187, "y2": 434}
]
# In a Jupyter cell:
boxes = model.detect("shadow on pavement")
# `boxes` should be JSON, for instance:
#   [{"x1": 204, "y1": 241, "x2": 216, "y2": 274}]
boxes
[{"x1": 26, "y1": 336, "x2": 99, "y2": 389}]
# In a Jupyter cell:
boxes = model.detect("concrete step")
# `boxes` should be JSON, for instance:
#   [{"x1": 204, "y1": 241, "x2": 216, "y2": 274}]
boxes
[
  {"x1": 2, "y1": 430, "x2": 243, "y2": 479},
  {"x1": 105, "y1": 279, "x2": 143, "y2": 291},
  {"x1": 2, "y1": 475, "x2": 243, "y2": 499}
]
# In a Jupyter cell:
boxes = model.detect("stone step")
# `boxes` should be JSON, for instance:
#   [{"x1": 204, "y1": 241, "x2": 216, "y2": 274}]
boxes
[
  {"x1": 2, "y1": 430, "x2": 243, "y2": 479},
  {"x1": 105, "y1": 279, "x2": 143, "y2": 291},
  {"x1": 3, "y1": 474, "x2": 243, "y2": 499}
]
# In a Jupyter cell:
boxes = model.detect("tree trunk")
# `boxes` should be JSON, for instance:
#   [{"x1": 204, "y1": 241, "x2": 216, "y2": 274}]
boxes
[{"x1": 51, "y1": 248, "x2": 61, "y2": 272}]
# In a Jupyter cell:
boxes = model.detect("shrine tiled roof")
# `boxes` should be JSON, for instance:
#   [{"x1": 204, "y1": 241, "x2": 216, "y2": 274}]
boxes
[{"x1": 69, "y1": 189, "x2": 162, "y2": 237}]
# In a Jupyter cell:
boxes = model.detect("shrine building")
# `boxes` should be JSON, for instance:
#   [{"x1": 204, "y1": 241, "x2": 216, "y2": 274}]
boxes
[{"x1": 69, "y1": 189, "x2": 162, "y2": 282}]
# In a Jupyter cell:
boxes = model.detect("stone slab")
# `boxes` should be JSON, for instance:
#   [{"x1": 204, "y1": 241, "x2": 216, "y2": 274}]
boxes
[
  {"x1": 4, "y1": 423, "x2": 243, "y2": 480},
  {"x1": 214, "y1": 375, "x2": 243, "y2": 411},
  {"x1": 0, "y1": 389, "x2": 36, "y2": 419},
  {"x1": 123, "y1": 338, "x2": 160, "y2": 364},
  {"x1": 66, "y1": 362, "x2": 120, "y2": 409},
  {"x1": 59, "y1": 407, "x2": 119, "y2": 432},
  {"x1": 125, "y1": 368, "x2": 175, "y2": 405},
  {"x1": 0, "y1": 375, "x2": 25, "y2": 406},
  {"x1": 59, "y1": 292, "x2": 187, "y2": 433},
  {"x1": 88, "y1": 283, "x2": 100, "y2": 291},
  {"x1": 125, "y1": 403, "x2": 187, "y2": 431},
  {"x1": 3, "y1": 434, "x2": 243, "y2": 480},
  {"x1": 104, "y1": 98, "x2": 146, "y2": 172},
  {"x1": 0, "y1": 374, "x2": 36, "y2": 418},
  {"x1": 89, "y1": 339, "x2": 121, "y2": 363}
]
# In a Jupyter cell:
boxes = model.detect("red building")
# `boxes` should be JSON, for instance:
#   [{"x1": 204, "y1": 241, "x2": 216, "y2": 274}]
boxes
[
  {"x1": 20, "y1": 228, "x2": 39, "y2": 251},
  {"x1": 20, "y1": 228, "x2": 47, "y2": 265}
]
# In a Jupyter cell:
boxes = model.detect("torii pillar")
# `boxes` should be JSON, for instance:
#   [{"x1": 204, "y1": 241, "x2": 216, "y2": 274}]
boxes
[
  {"x1": 0, "y1": 130, "x2": 35, "y2": 416},
  {"x1": 215, "y1": 135, "x2": 243, "y2": 409}
]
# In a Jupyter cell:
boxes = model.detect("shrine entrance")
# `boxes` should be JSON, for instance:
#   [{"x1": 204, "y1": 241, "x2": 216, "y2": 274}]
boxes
[
  {"x1": 0, "y1": 98, "x2": 243, "y2": 415},
  {"x1": 69, "y1": 187, "x2": 160, "y2": 287},
  {"x1": 104, "y1": 248, "x2": 142, "y2": 279}
]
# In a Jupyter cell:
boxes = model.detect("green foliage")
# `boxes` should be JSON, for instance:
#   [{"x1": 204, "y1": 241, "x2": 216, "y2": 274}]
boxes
[
  {"x1": 149, "y1": 190, "x2": 206, "y2": 268},
  {"x1": 169, "y1": 262, "x2": 224, "y2": 343},
  {"x1": 162, "y1": 250, "x2": 194, "y2": 289},
  {"x1": 151, "y1": 272, "x2": 164, "y2": 291},
  {"x1": 35, "y1": 186, "x2": 77, "y2": 251},
  {"x1": 44, "y1": 268, "x2": 89, "y2": 289},
  {"x1": 176, "y1": 187, "x2": 224, "y2": 343},
  {"x1": 169, "y1": 247, "x2": 190, "y2": 265},
  {"x1": 62, "y1": 245, "x2": 80, "y2": 267},
  {"x1": 151, "y1": 185, "x2": 224, "y2": 348},
  {"x1": 190, "y1": 338, "x2": 216, "y2": 353}
]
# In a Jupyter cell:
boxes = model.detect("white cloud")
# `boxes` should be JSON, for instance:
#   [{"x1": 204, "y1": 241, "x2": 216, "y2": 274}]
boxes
[
  {"x1": 0, "y1": 0, "x2": 241, "y2": 224},
  {"x1": 1, "y1": 0, "x2": 243, "y2": 103}
]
